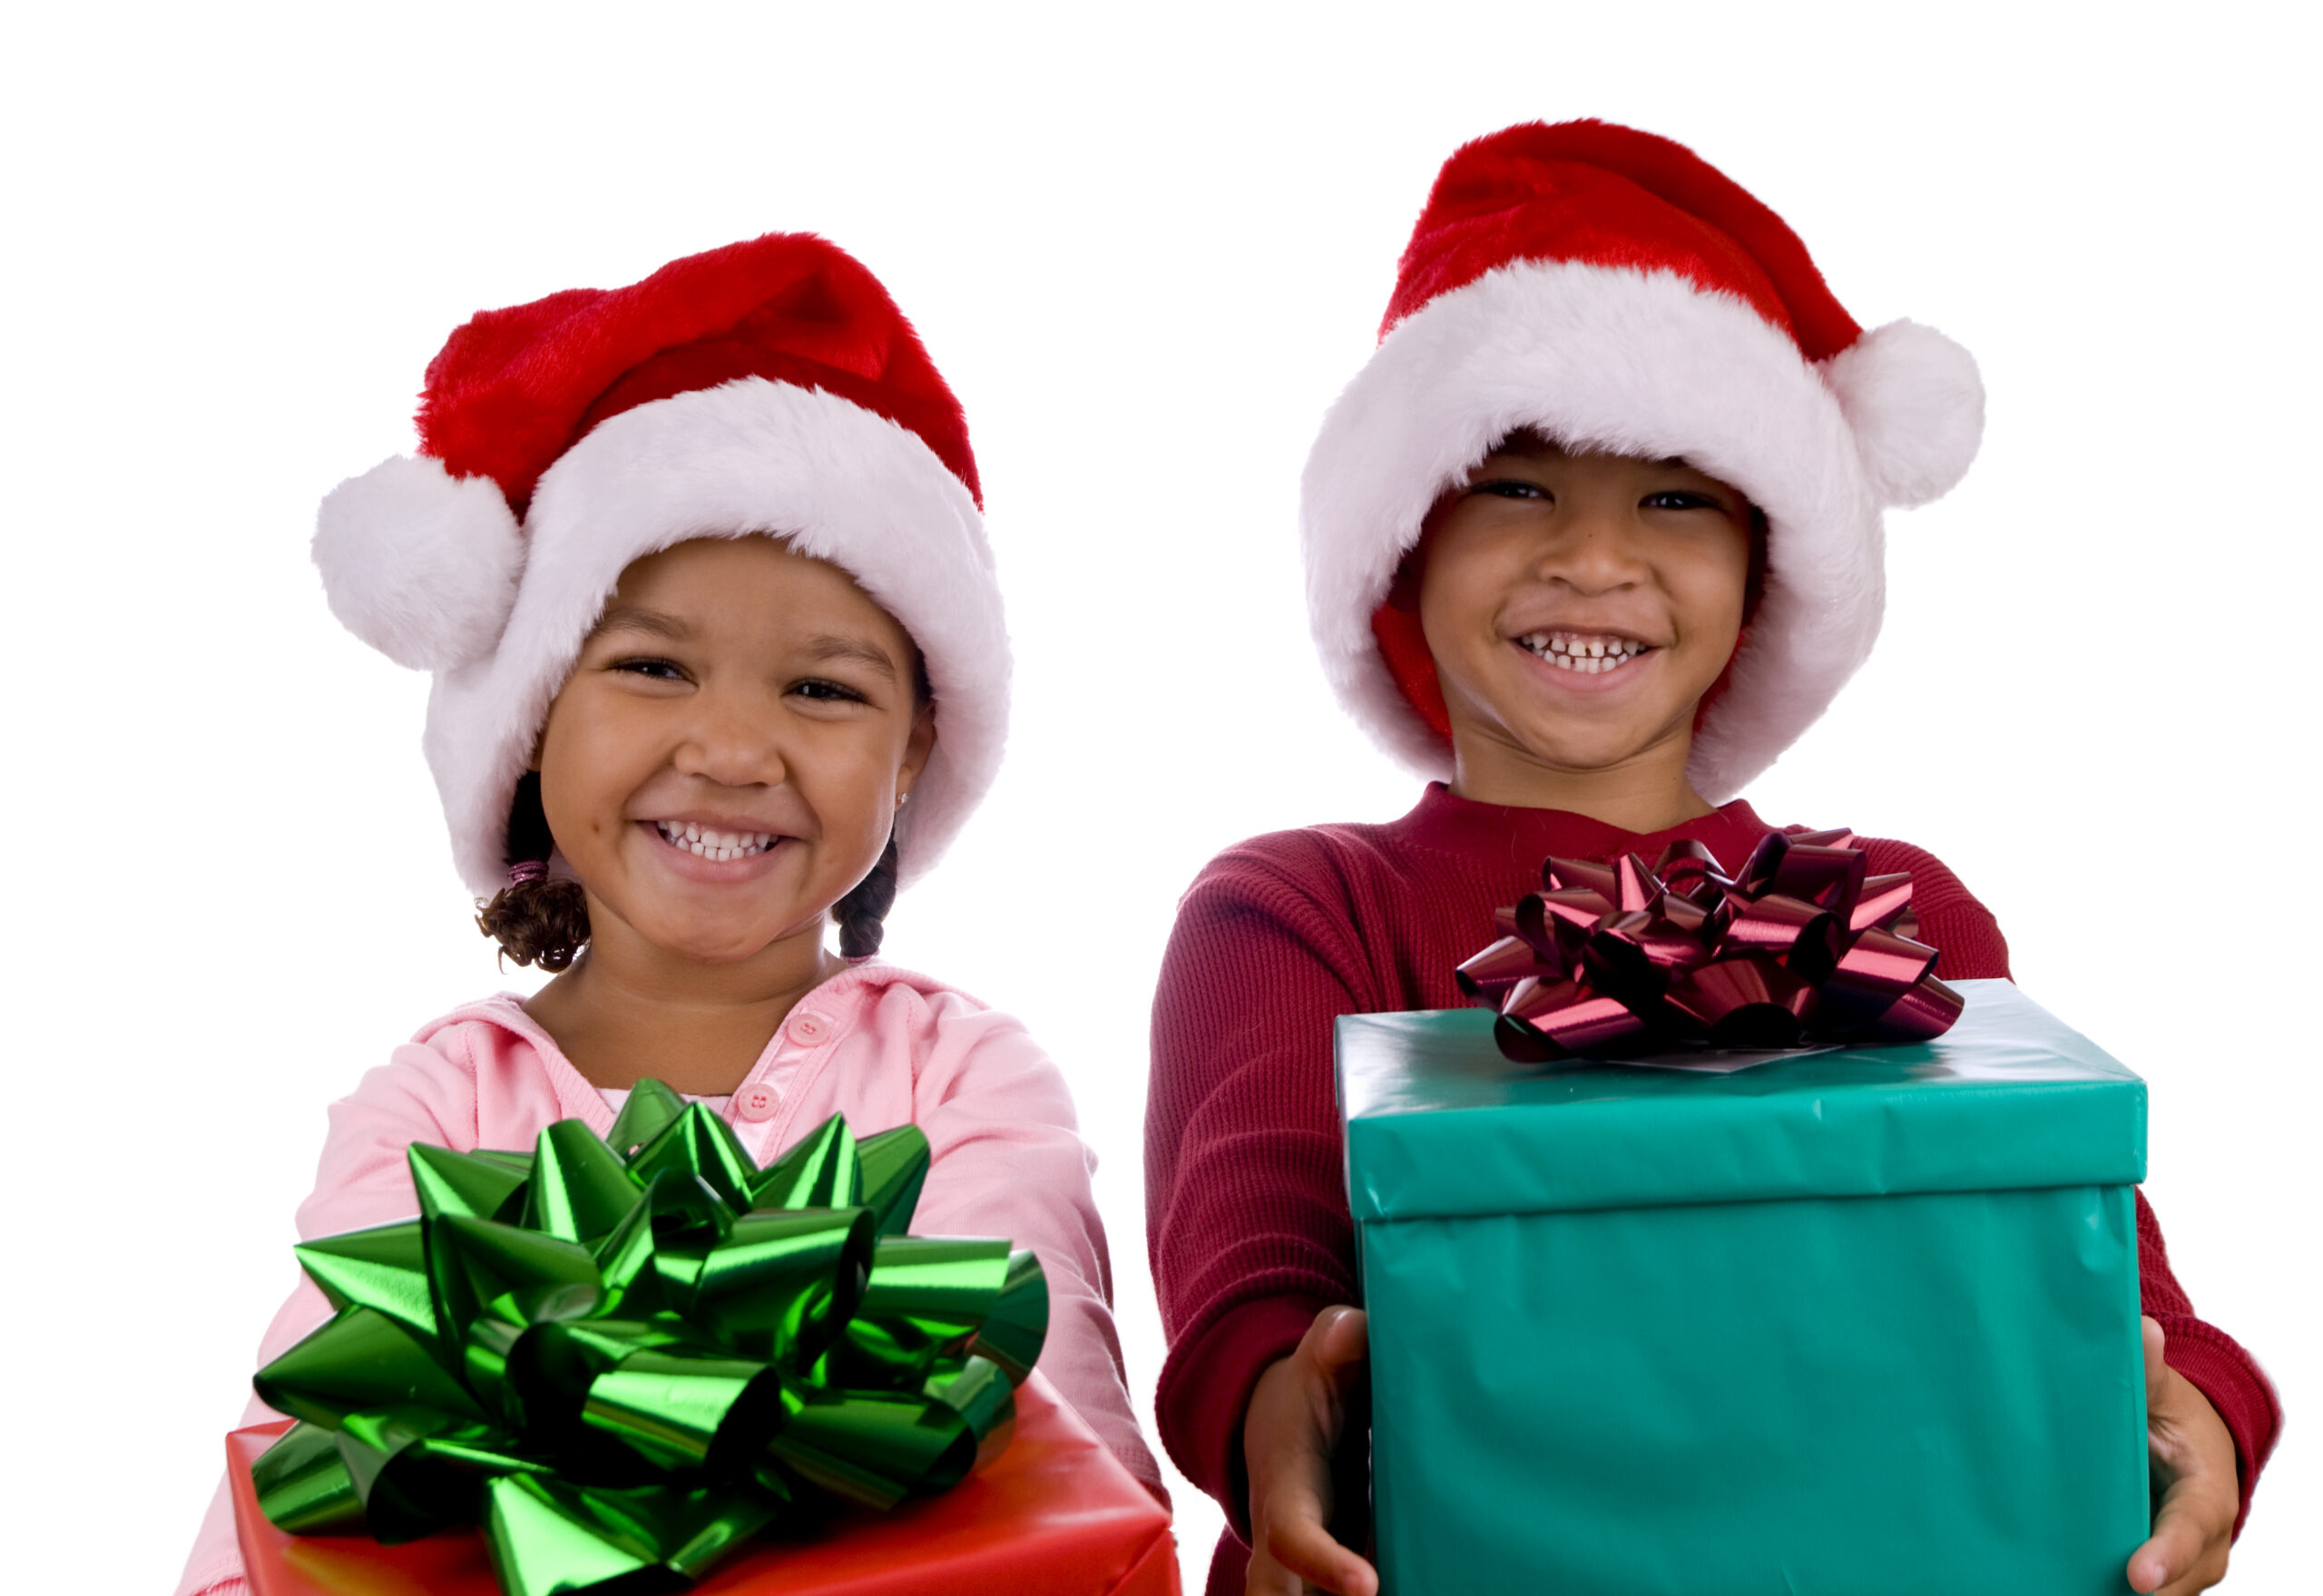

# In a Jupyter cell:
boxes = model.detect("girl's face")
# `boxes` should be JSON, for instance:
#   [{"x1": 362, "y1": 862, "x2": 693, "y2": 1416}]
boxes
[
  {"x1": 535, "y1": 536, "x2": 935, "y2": 968},
  {"x1": 1416, "y1": 437, "x2": 1752, "y2": 788}
]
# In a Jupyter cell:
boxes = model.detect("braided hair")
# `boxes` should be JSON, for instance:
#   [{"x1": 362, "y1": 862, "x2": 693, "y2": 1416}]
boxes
[
  {"x1": 834, "y1": 650, "x2": 932, "y2": 960},
  {"x1": 831, "y1": 834, "x2": 901, "y2": 959}
]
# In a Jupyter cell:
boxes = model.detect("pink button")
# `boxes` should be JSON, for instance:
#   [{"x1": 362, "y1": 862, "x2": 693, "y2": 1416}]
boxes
[
  {"x1": 789, "y1": 1012, "x2": 829, "y2": 1044},
  {"x1": 736, "y1": 1084, "x2": 779, "y2": 1122}
]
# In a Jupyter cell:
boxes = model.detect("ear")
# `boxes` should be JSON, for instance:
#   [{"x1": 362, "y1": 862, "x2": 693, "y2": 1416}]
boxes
[{"x1": 897, "y1": 700, "x2": 937, "y2": 799}]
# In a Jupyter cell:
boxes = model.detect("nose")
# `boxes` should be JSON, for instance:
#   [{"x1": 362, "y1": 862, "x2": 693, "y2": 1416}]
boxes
[
  {"x1": 671, "y1": 682, "x2": 786, "y2": 788},
  {"x1": 1534, "y1": 501, "x2": 1650, "y2": 595}
]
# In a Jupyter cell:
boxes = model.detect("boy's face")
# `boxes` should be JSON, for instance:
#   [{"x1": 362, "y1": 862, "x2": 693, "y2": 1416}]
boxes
[{"x1": 1416, "y1": 437, "x2": 1752, "y2": 790}]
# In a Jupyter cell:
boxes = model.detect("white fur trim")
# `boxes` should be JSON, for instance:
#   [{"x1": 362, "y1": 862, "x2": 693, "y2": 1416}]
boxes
[
  {"x1": 314, "y1": 454, "x2": 524, "y2": 671},
  {"x1": 423, "y1": 378, "x2": 1008, "y2": 896},
  {"x1": 1824, "y1": 318, "x2": 1985, "y2": 508},
  {"x1": 1302, "y1": 259, "x2": 1965, "y2": 801}
]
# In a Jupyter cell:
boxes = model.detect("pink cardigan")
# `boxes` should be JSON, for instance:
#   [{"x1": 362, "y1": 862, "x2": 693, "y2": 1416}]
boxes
[{"x1": 176, "y1": 960, "x2": 1162, "y2": 1596}]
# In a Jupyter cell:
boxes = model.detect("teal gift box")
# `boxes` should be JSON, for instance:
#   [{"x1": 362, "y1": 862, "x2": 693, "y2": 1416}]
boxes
[{"x1": 1338, "y1": 978, "x2": 2149, "y2": 1594}]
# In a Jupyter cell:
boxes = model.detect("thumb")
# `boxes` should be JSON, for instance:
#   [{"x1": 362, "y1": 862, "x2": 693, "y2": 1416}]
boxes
[
  {"x1": 2142, "y1": 1317, "x2": 2167, "y2": 1410},
  {"x1": 1311, "y1": 1307, "x2": 1369, "y2": 1376}
]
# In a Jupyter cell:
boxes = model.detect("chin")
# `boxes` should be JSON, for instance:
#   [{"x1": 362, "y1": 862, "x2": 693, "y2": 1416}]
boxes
[
  {"x1": 1508, "y1": 727, "x2": 1651, "y2": 772},
  {"x1": 637, "y1": 918, "x2": 796, "y2": 966}
]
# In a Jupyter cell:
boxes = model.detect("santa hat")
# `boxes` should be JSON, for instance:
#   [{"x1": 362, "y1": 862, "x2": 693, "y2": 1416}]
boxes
[
  {"x1": 312, "y1": 232, "x2": 1006, "y2": 897},
  {"x1": 1302, "y1": 120, "x2": 1983, "y2": 798}
]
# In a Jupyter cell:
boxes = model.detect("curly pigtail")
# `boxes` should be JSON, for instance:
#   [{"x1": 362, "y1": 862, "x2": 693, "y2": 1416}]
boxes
[{"x1": 475, "y1": 772, "x2": 592, "y2": 971}]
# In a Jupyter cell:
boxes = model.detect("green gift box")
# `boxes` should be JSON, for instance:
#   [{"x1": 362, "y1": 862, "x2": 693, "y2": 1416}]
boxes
[{"x1": 1338, "y1": 978, "x2": 2149, "y2": 1594}]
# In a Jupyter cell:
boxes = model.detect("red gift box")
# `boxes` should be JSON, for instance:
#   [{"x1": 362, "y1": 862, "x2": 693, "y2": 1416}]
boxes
[{"x1": 228, "y1": 1372, "x2": 1178, "y2": 1596}]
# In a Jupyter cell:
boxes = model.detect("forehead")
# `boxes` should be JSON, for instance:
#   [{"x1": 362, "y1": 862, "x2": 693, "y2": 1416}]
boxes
[
  {"x1": 596, "y1": 536, "x2": 913, "y2": 650},
  {"x1": 1484, "y1": 430, "x2": 1688, "y2": 472}
]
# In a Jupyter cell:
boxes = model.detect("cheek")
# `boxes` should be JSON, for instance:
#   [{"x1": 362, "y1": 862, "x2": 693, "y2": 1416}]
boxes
[
  {"x1": 1415, "y1": 535, "x2": 1509, "y2": 665},
  {"x1": 534, "y1": 692, "x2": 640, "y2": 841},
  {"x1": 797, "y1": 724, "x2": 913, "y2": 840},
  {"x1": 1675, "y1": 535, "x2": 1753, "y2": 644}
]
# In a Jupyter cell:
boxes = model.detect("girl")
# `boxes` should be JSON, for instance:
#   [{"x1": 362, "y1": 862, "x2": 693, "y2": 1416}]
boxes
[
  {"x1": 176, "y1": 231, "x2": 1161, "y2": 1596},
  {"x1": 1142, "y1": 121, "x2": 2279, "y2": 1596}
]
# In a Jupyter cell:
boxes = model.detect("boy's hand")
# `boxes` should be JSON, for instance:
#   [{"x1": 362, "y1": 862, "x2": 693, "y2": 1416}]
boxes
[
  {"x1": 1244, "y1": 1305, "x2": 1377, "y2": 1596},
  {"x1": 2128, "y1": 1317, "x2": 2238, "y2": 1595}
]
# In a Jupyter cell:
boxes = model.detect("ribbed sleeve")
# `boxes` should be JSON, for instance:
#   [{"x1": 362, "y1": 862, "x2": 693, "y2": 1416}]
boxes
[
  {"x1": 1144, "y1": 784, "x2": 2272, "y2": 1593},
  {"x1": 2133, "y1": 1189, "x2": 2282, "y2": 1533}
]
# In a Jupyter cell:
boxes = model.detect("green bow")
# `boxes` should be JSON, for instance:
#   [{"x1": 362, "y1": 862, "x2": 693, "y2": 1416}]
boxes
[{"x1": 251, "y1": 1082, "x2": 1047, "y2": 1595}]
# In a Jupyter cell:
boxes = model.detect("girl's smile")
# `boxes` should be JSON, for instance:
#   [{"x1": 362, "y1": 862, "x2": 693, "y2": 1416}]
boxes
[
  {"x1": 642, "y1": 818, "x2": 788, "y2": 870},
  {"x1": 531, "y1": 534, "x2": 935, "y2": 978}
]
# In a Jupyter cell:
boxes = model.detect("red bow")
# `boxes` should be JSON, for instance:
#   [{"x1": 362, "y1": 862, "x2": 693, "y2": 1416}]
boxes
[{"x1": 1457, "y1": 829, "x2": 1965, "y2": 1063}]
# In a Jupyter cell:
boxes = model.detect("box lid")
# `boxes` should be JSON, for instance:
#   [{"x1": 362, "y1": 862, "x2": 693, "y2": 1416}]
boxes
[{"x1": 1339, "y1": 979, "x2": 2144, "y2": 1222}]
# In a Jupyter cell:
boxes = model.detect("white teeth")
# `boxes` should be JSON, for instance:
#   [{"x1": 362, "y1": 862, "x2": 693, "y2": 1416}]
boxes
[
  {"x1": 654, "y1": 821, "x2": 777, "y2": 860},
  {"x1": 1519, "y1": 631, "x2": 1647, "y2": 671}
]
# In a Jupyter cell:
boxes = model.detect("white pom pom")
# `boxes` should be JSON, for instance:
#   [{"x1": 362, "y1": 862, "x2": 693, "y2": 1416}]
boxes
[
  {"x1": 1824, "y1": 319, "x2": 1985, "y2": 508},
  {"x1": 313, "y1": 455, "x2": 524, "y2": 671}
]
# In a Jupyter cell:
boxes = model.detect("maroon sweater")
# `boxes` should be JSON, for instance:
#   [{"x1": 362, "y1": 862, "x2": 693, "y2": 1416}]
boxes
[{"x1": 1146, "y1": 786, "x2": 2279, "y2": 1593}]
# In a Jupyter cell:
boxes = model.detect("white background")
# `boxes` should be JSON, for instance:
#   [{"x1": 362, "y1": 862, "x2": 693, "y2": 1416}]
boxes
[{"x1": 5, "y1": 5, "x2": 2315, "y2": 1591}]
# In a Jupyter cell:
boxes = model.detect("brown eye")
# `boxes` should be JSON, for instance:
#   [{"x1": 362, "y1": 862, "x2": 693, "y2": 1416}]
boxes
[{"x1": 1474, "y1": 479, "x2": 1550, "y2": 500}]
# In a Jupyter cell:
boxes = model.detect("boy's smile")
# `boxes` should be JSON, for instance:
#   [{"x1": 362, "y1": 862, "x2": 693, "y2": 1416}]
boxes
[
  {"x1": 1514, "y1": 629, "x2": 1652, "y2": 676},
  {"x1": 1414, "y1": 436, "x2": 1752, "y2": 823}
]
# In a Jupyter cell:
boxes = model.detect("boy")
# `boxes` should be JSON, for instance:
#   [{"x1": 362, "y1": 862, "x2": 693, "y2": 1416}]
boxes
[{"x1": 1144, "y1": 121, "x2": 2277, "y2": 1596}]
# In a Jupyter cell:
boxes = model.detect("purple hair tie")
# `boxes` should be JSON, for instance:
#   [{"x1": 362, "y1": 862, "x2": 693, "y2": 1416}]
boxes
[{"x1": 508, "y1": 860, "x2": 550, "y2": 887}]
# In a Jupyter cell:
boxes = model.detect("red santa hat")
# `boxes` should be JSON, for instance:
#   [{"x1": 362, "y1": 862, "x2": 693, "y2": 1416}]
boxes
[
  {"x1": 312, "y1": 232, "x2": 1006, "y2": 897},
  {"x1": 1303, "y1": 120, "x2": 1984, "y2": 798}
]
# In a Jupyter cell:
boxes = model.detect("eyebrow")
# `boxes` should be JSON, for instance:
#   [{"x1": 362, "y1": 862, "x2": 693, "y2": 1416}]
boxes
[
  {"x1": 1485, "y1": 430, "x2": 1562, "y2": 461},
  {"x1": 799, "y1": 633, "x2": 900, "y2": 681},
  {"x1": 1484, "y1": 435, "x2": 1691, "y2": 473},
  {"x1": 590, "y1": 609, "x2": 900, "y2": 681},
  {"x1": 590, "y1": 604, "x2": 693, "y2": 641}
]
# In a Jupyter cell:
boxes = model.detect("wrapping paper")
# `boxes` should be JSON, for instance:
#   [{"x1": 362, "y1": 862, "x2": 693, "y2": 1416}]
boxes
[
  {"x1": 1338, "y1": 979, "x2": 2150, "y2": 1595},
  {"x1": 230, "y1": 1373, "x2": 1179, "y2": 1595}
]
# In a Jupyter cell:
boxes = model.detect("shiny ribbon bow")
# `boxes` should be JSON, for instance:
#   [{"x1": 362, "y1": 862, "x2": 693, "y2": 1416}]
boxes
[
  {"x1": 250, "y1": 1082, "x2": 1046, "y2": 1596},
  {"x1": 1457, "y1": 827, "x2": 1965, "y2": 1063}
]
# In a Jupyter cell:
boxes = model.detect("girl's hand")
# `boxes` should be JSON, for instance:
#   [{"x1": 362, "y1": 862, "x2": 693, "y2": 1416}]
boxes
[
  {"x1": 2129, "y1": 1317, "x2": 2239, "y2": 1594},
  {"x1": 1243, "y1": 1306, "x2": 1377, "y2": 1596}
]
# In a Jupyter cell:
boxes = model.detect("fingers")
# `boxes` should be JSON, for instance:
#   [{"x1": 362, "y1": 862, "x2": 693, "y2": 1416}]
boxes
[
  {"x1": 1248, "y1": 1419, "x2": 1377, "y2": 1596},
  {"x1": 2126, "y1": 1346, "x2": 2239, "y2": 1595},
  {"x1": 1254, "y1": 1487, "x2": 1381, "y2": 1596},
  {"x1": 2127, "y1": 1477, "x2": 2232, "y2": 1596},
  {"x1": 2125, "y1": 1498, "x2": 2202, "y2": 1594},
  {"x1": 1242, "y1": 1306, "x2": 1378, "y2": 1596}
]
